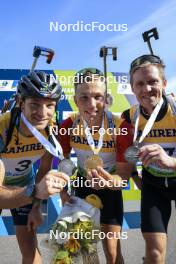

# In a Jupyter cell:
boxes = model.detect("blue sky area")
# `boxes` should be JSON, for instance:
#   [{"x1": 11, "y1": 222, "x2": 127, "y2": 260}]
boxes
[{"x1": 0, "y1": 0, "x2": 176, "y2": 93}]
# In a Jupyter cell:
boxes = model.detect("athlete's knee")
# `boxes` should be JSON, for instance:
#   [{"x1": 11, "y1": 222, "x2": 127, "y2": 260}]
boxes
[
  {"x1": 103, "y1": 242, "x2": 116, "y2": 264},
  {"x1": 104, "y1": 243, "x2": 123, "y2": 264},
  {"x1": 144, "y1": 233, "x2": 166, "y2": 264},
  {"x1": 146, "y1": 246, "x2": 165, "y2": 263}
]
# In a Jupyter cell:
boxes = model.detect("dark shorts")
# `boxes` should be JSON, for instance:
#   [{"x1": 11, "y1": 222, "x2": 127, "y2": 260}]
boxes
[
  {"x1": 75, "y1": 175, "x2": 123, "y2": 226},
  {"x1": 141, "y1": 174, "x2": 176, "y2": 233},
  {"x1": 11, "y1": 204, "x2": 33, "y2": 225},
  {"x1": 0, "y1": 204, "x2": 33, "y2": 226}
]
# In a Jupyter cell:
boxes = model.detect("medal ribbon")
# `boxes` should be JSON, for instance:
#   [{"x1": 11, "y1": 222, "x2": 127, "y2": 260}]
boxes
[
  {"x1": 133, "y1": 97, "x2": 164, "y2": 144},
  {"x1": 83, "y1": 114, "x2": 104, "y2": 155},
  {"x1": 21, "y1": 113, "x2": 64, "y2": 159}
]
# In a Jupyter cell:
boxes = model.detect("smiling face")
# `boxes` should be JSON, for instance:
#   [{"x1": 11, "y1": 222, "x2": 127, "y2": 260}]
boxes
[
  {"x1": 131, "y1": 64, "x2": 167, "y2": 114},
  {"x1": 21, "y1": 97, "x2": 56, "y2": 133},
  {"x1": 74, "y1": 79, "x2": 106, "y2": 127}
]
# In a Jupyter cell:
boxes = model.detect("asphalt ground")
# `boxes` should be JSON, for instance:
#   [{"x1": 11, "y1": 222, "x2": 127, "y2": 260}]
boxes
[{"x1": 0, "y1": 201, "x2": 176, "y2": 264}]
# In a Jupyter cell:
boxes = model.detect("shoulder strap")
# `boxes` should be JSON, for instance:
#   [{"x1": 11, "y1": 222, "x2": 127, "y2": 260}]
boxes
[
  {"x1": 1, "y1": 108, "x2": 21, "y2": 153},
  {"x1": 45, "y1": 125, "x2": 57, "y2": 148},
  {"x1": 166, "y1": 94, "x2": 176, "y2": 115},
  {"x1": 122, "y1": 109, "x2": 131, "y2": 123},
  {"x1": 105, "y1": 111, "x2": 115, "y2": 128},
  {"x1": 131, "y1": 95, "x2": 176, "y2": 125},
  {"x1": 131, "y1": 105, "x2": 140, "y2": 126},
  {"x1": 0, "y1": 135, "x2": 5, "y2": 153},
  {"x1": 72, "y1": 114, "x2": 81, "y2": 128}
]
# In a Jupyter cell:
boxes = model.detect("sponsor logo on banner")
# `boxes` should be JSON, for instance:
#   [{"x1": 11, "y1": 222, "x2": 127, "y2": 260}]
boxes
[
  {"x1": 117, "y1": 82, "x2": 133, "y2": 94},
  {"x1": 0, "y1": 80, "x2": 16, "y2": 91},
  {"x1": 113, "y1": 72, "x2": 133, "y2": 94}
]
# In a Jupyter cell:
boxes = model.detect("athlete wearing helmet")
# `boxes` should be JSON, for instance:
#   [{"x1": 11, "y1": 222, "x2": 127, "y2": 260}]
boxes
[
  {"x1": 17, "y1": 71, "x2": 62, "y2": 99},
  {"x1": 0, "y1": 70, "x2": 65, "y2": 264}
]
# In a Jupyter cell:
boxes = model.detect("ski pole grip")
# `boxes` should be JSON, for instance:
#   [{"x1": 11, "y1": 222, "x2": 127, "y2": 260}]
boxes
[
  {"x1": 33, "y1": 46, "x2": 55, "y2": 64},
  {"x1": 143, "y1": 27, "x2": 159, "y2": 42}
]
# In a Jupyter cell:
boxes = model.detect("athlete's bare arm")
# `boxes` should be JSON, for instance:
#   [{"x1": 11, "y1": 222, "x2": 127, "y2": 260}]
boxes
[{"x1": 0, "y1": 160, "x2": 69, "y2": 209}]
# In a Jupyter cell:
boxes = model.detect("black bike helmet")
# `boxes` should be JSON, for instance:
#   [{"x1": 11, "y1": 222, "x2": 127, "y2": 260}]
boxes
[{"x1": 17, "y1": 71, "x2": 62, "y2": 100}]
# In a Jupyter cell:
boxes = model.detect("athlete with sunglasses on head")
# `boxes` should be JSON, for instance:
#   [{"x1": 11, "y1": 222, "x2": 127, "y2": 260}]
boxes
[
  {"x1": 90, "y1": 55, "x2": 176, "y2": 264},
  {"x1": 58, "y1": 68, "x2": 126, "y2": 264}
]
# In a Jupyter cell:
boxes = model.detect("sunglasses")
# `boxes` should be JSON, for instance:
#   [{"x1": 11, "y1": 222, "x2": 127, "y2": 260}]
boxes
[
  {"x1": 76, "y1": 67, "x2": 103, "y2": 76},
  {"x1": 74, "y1": 67, "x2": 104, "y2": 85},
  {"x1": 130, "y1": 55, "x2": 164, "y2": 74}
]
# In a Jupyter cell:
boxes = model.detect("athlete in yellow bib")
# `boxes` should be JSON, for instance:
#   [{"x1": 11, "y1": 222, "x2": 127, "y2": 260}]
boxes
[
  {"x1": 0, "y1": 71, "x2": 69, "y2": 264},
  {"x1": 91, "y1": 55, "x2": 176, "y2": 264},
  {"x1": 59, "y1": 68, "x2": 126, "y2": 264}
]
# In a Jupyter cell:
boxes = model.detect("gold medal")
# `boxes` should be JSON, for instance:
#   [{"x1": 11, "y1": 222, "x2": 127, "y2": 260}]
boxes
[{"x1": 84, "y1": 154, "x2": 104, "y2": 171}]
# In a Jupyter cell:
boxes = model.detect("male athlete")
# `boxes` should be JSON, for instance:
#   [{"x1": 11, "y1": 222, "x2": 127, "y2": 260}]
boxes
[
  {"x1": 59, "y1": 68, "x2": 125, "y2": 264},
  {"x1": 90, "y1": 55, "x2": 176, "y2": 264},
  {"x1": 0, "y1": 71, "x2": 69, "y2": 264}
]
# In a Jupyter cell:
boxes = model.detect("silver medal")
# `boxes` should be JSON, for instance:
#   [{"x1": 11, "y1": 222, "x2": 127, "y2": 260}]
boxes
[
  {"x1": 124, "y1": 145, "x2": 139, "y2": 164},
  {"x1": 58, "y1": 159, "x2": 76, "y2": 176}
]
